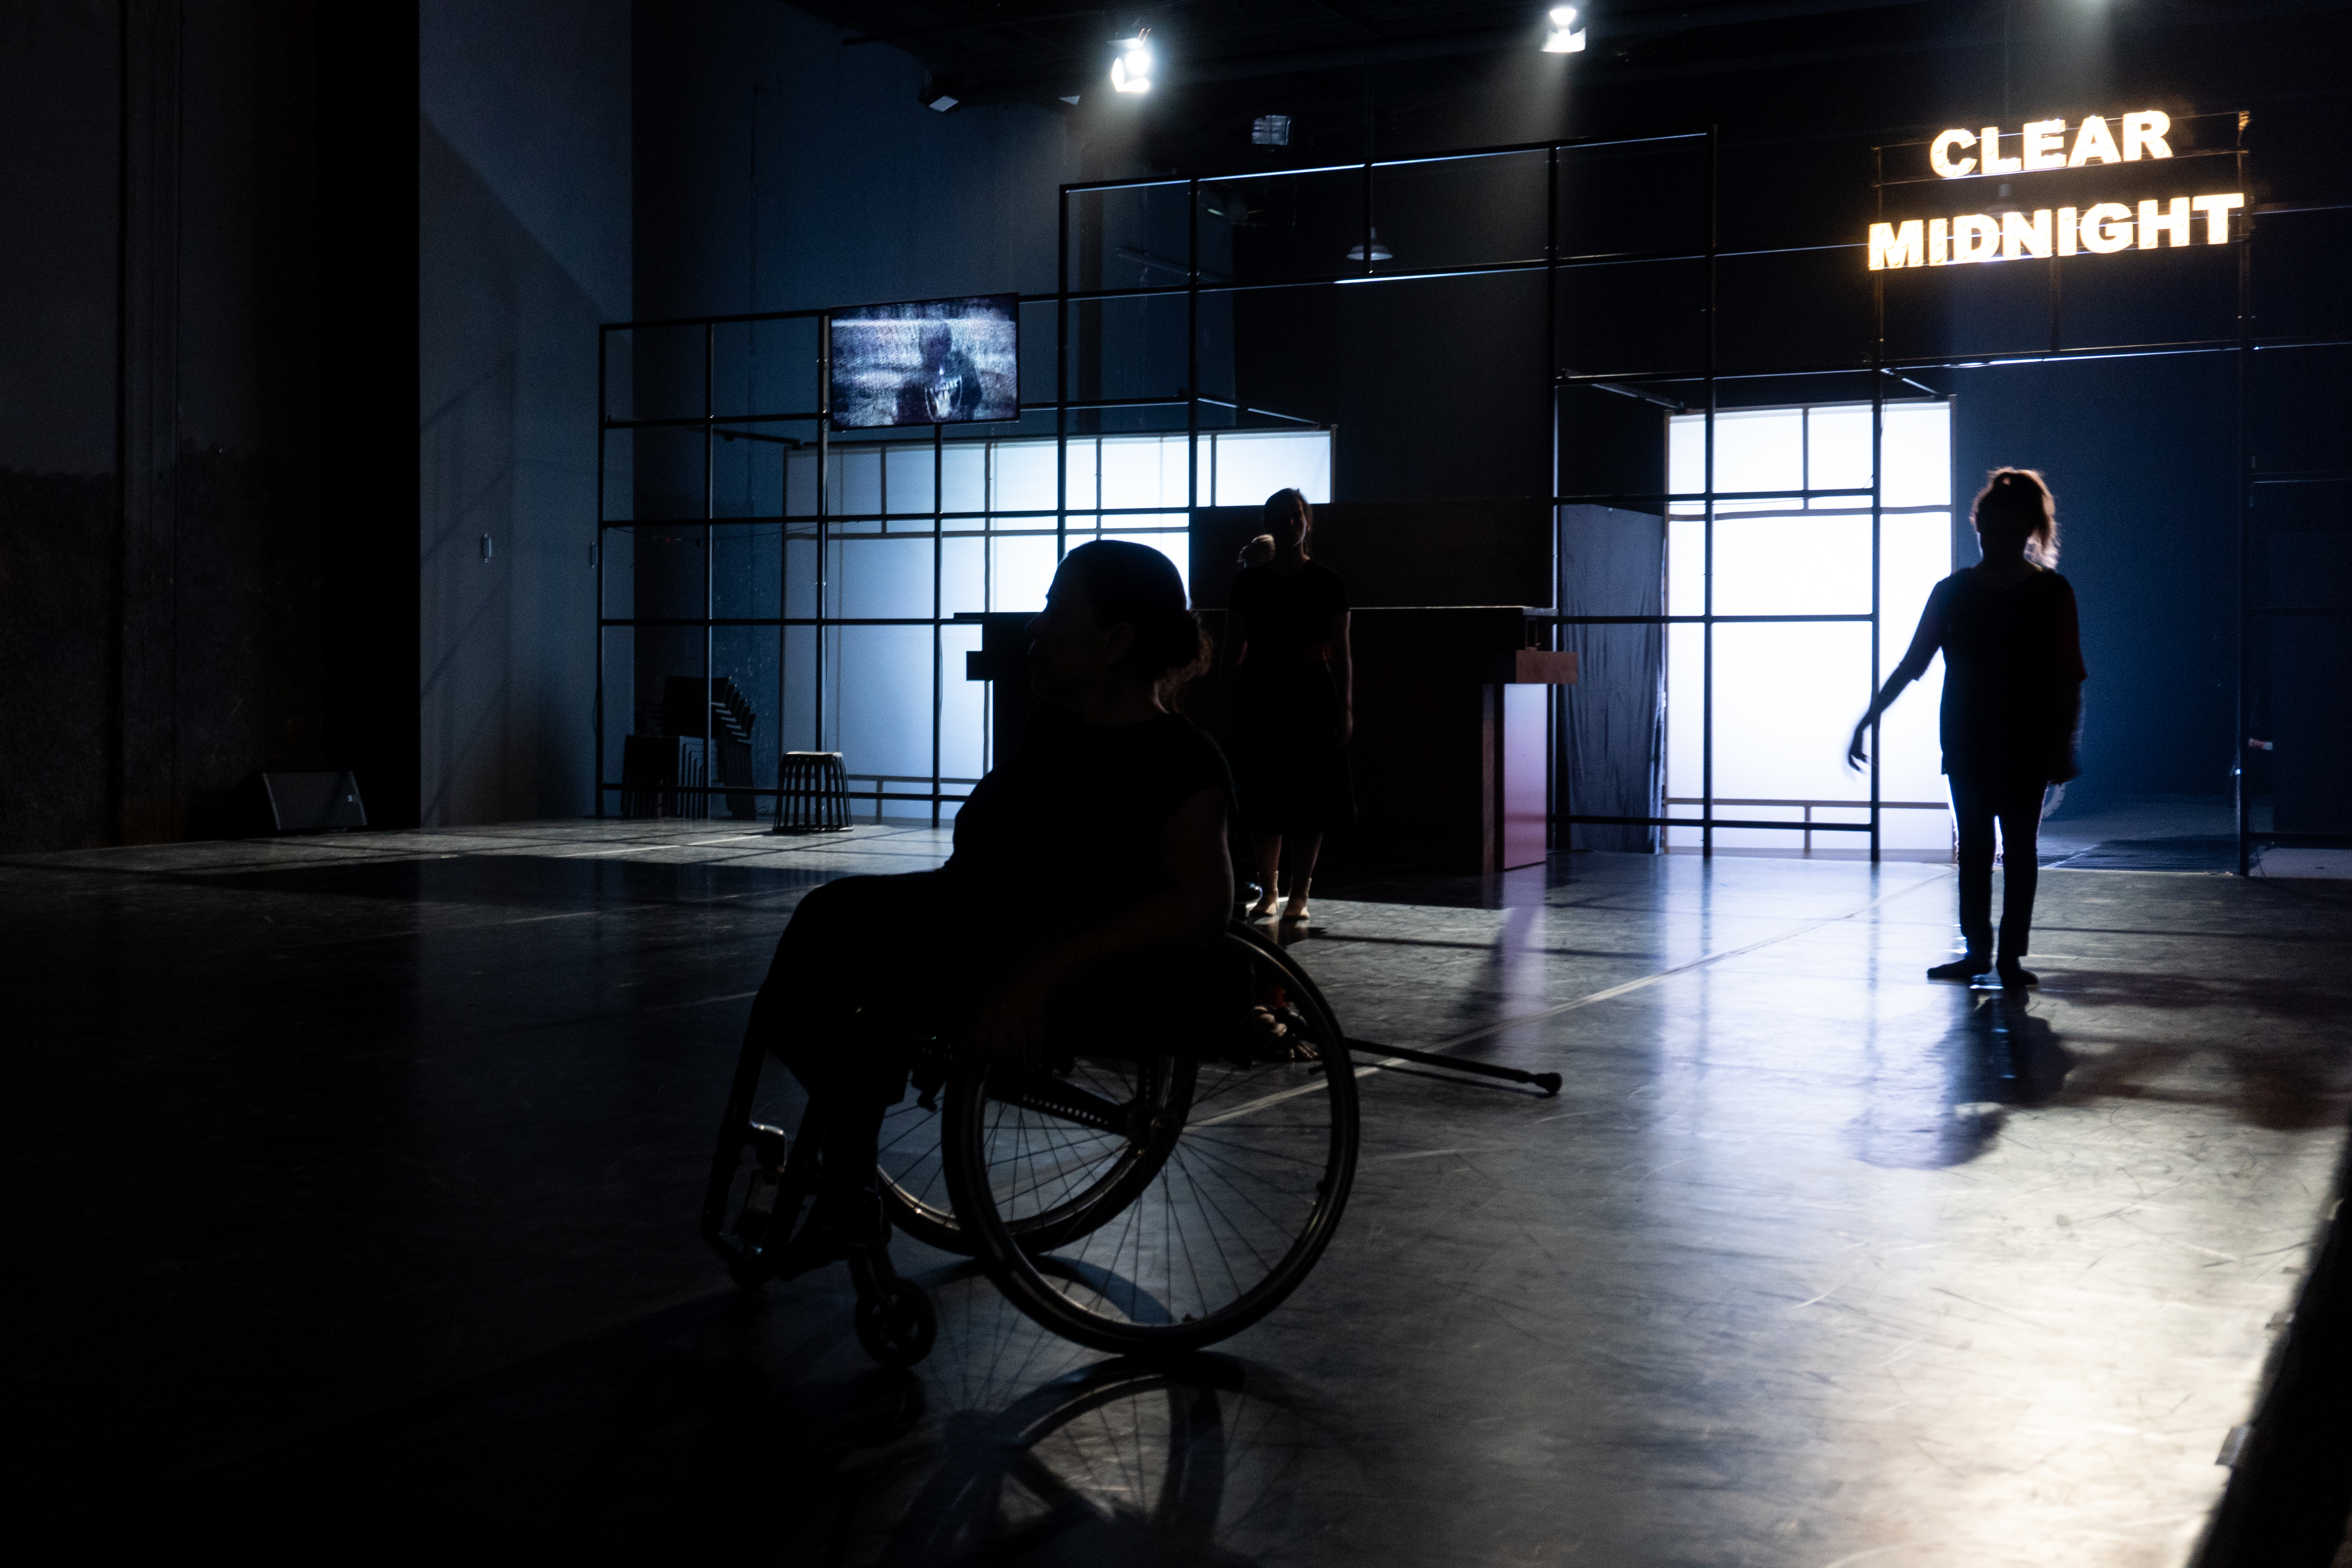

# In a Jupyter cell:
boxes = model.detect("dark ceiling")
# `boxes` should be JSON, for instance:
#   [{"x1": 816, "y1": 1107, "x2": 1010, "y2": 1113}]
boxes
[{"x1": 795, "y1": 1, "x2": 2349, "y2": 174}]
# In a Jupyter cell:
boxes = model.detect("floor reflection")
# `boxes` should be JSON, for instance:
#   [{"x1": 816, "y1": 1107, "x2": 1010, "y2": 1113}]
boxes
[
  {"x1": 870, "y1": 1357, "x2": 1269, "y2": 1567},
  {"x1": 160, "y1": 1265, "x2": 1316, "y2": 1568},
  {"x1": 1850, "y1": 990, "x2": 2074, "y2": 1170}
]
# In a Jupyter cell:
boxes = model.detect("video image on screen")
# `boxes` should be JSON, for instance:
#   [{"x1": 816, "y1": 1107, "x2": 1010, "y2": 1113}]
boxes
[{"x1": 829, "y1": 294, "x2": 1019, "y2": 430}]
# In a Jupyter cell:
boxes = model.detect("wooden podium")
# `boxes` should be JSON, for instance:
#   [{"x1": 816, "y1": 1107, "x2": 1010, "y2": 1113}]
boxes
[
  {"x1": 1192, "y1": 499, "x2": 1570, "y2": 876},
  {"x1": 1341, "y1": 610, "x2": 1573, "y2": 875}
]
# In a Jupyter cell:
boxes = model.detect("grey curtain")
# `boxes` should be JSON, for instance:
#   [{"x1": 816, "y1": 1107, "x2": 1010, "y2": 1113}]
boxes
[{"x1": 1557, "y1": 505, "x2": 1665, "y2": 853}]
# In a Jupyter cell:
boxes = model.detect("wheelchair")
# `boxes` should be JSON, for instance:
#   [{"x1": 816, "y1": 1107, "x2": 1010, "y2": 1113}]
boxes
[{"x1": 702, "y1": 918, "x2": 1361, "y2": 1364}]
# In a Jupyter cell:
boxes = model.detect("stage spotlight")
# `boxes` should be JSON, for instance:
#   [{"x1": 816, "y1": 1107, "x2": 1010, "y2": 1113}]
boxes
[
  {"x1": 1542, "y1": 6, "x2": 1586, "y2": 52},
  {"x1": 1110, "y1": 32, "x2": 1153, "y2": 93},
  {"x1": 1345, "y1": 228, "x2": 1393, "y2": 262}
]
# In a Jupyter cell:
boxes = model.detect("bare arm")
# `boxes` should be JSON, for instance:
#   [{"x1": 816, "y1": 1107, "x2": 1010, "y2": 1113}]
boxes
[
  {"x1": 1326, "y1": 611, "x2": 1353, "y2": 746},
  {"x1": 977, "y1": 784, "x2": 1235, "y2": 1063},
  {"x1": 1847, "y1": 585, "x2": 1948, "y2": 767}
]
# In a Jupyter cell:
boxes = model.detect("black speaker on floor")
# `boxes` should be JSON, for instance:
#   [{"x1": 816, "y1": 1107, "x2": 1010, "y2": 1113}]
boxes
[{"x1": 259, "y1": 771, "x2": 368, "y2": 832}]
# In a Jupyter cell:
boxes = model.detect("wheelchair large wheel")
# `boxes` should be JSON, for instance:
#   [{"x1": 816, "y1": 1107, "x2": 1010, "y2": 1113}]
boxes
[
  {"x1": 942, "y1": 928, "x2": 1359, "y2": 1354},
  {"x1": 879, "y1": 1047, "x2": 1181, "y2": 1259},
  {"x1": 877, "y1": 1083, "x2": 966, "y2": 1254}
]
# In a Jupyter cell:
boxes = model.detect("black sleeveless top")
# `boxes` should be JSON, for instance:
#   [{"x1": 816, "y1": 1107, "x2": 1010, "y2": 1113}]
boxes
[{"x1": 1232, "y1": 561, "x2": 1348, "y2": 663}]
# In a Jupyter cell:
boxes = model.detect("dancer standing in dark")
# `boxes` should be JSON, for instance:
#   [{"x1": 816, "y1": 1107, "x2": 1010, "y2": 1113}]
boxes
[
  {"x1": 1228, "y1": 488, "x2": 1356, "y2": 925},
  {"x1": 1849, "y1": 469, "x2": 2086, "y2": 987}
]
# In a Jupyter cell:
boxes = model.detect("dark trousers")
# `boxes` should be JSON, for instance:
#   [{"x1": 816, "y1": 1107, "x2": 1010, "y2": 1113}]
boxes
[
  {"x1": 1949, "y1": 774, "x2": 2049, "y2": 957},
  {"x1": 744, "y1": 871, "x2": 993, "y2": 1108}
]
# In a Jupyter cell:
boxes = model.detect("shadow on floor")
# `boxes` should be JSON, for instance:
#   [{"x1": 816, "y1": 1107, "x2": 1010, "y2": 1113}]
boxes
[
  {"x1": 128, "y1": 1280, "x2": 1304, "y2": 1567},
  {"x1": 1849, "y1": 990, "x2": 2073, "y2": 1170}
]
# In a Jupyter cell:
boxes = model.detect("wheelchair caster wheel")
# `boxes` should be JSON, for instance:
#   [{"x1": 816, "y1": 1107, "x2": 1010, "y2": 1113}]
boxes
[{"x1": 854, "y1": 1278, "x2": 937, "y2": 1367}]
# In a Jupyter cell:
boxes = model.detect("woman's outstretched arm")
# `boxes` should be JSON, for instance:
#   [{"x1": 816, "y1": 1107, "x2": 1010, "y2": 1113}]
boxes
[
  {"x1": 1847, "y1": 584, "x2": 1949, "y2": 767},
  {"x1": 976, "y1": 784, "x2": 1235, "y2": 1063}
]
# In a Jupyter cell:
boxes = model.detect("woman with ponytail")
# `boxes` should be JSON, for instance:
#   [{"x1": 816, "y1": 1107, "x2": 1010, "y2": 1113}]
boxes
[
  {"x1": 735, "y1": 540, "x2": 1234, "y2": 1261},
  {"x1": 1849, "y1": 468, "x2": 2086, "y2": 987}
]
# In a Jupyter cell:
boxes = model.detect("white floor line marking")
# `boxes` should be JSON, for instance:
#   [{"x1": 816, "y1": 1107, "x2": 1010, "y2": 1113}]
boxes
[
  {"x1": 1196, "y1": 871, "x2": 1954, "y2": 1128},
  {"x1": 641, "y1": 989, "x2": 760, "y2": 1013}
]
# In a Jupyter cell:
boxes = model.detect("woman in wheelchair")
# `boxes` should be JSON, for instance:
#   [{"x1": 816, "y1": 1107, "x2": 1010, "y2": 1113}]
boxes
[{"x1": 741, "y1": 539, "x2": 1236, "y2": 1272}]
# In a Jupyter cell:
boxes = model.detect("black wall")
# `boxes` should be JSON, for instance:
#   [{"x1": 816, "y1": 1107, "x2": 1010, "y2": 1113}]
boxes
[{"x1": 0, "y1": 0, "x2": 419, "y2": 852}]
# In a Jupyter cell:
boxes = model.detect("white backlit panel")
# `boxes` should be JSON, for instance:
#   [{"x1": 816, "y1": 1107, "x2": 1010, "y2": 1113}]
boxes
[
  {"x1": 1881, "y1": 403, "x2": 1952, "y2": 508},
  {"x1": 1806, "y1": 405, "x2": 1874, "y2": 507},
  {"x1": 883, "y1": 445, "x2": 935, "y2": 518},
  {"x1": 1664, "y1": 400, "x2": 1955, "y2": 854},
  {"x1": 1100, "y1": 435, "x2": 1190, "y2": 509},
  {"x1": 941, "y1": 445, "x2": 987, "y2": 516},
  {"x1": 1210, "y1": 429, "x2": 1333, "y2": 507},
  {"x1": 1706, "y1": 407, "x2": 1803, "y2": 510},
  {"x1": 990, "y1": 534, "x2": 1059, "y2": 611},
  {"x1": 834, "y1": 625, "x2": 932, "y2": 778},
  {"x1": 1709, "y1": 513, "x2": 1874, "y2": 616},
  {"x1": 991, "y1": 441, "x2": 1058, "y2": 515}
]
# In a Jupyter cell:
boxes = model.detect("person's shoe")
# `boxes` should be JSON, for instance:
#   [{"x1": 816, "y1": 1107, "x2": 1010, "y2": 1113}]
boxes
[
  {"x1": 1995, "y1": 958, "x2": 2039, "y2": 988},
  {"x1": 1927, "y1": 951, "x2": 1988, "y2": 982},
  {"x1": 1247, "y1": 888, "x2": 1282, "y2": 920}
]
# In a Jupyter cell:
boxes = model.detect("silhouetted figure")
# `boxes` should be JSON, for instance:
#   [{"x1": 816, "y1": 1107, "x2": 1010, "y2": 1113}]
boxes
[
  {"x1": 740, "y1": 541, "x2": 1232, "y2": 1261},
  {"x1": 1226, "y1": 489, "x2": 1355, "y2": 926},
  {"x1": 894, "y1": 321, "x2": 983, "y2": 425},
  {"x1": 1850, "y1": 468, "x2": 2085, "y2": 988}
]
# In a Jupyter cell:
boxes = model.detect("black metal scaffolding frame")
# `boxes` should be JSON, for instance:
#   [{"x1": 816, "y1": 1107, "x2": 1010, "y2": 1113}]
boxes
[{"x1": 594, "y1": 119, "x2": 2348, "y2": 869}]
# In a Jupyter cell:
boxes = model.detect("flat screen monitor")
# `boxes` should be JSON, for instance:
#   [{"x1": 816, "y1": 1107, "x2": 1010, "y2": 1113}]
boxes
[{"x1": 829, "y1": 293, "x2": 1019, "y2": 430}]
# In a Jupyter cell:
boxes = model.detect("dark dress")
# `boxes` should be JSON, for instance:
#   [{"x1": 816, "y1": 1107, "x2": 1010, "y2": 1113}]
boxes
[
  {"x1": 1228, "y1": 561, "x2": 1357, "y2": 834},
  {"x1": 747, "y1": 702, "x2": 1234, "y2": 1103},
  {"x1": 1890, "y1": 566, "x2": 2087, "y2": 959}
]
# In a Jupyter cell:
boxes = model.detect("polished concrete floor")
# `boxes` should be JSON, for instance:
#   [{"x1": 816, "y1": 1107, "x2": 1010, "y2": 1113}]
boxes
[{"x1": 10, "y1": 821, "x2": 2352, "y2": 1565}]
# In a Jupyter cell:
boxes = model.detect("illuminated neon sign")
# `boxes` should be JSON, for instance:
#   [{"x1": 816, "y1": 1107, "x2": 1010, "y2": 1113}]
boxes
[{"x1": 1868, "y1": 110, "x2": 2244, "y2": 270}]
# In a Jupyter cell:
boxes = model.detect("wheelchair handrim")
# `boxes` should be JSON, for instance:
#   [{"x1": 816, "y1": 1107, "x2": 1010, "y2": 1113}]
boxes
[
  {"x1": 882, "y1": 1069, "x2": 1188, "y2": 1258},
  {"x1": 945, "y1": 944, "x2": 1360, "y2": 1353}
]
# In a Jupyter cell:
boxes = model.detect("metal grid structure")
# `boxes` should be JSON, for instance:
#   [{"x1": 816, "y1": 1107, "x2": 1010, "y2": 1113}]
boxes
[{"x1": 595, "y1": 116, "x2": 2346, "y2": 869}]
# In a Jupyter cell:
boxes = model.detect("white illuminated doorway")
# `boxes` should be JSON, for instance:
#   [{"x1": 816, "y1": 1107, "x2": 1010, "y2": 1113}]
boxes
[{"x1": 1663, "y1": 401, "x2": 1953, "y2": 856}]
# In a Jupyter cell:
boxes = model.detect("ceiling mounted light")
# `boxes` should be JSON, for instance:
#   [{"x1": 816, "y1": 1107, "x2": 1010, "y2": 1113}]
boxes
[
  {"x1": 1345, "y1": 227, "x2": 1393, "y2": 262},
  {"x1": 1542, "y1": 6, "x2": 1586, "y2": 52},
  {"x1": 1110, "y1": 31, "x2": 1153, "y2": 93}
]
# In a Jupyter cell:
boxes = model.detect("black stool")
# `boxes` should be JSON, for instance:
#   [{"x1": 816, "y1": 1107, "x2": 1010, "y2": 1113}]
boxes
[{"x1": 774, "y1": 750, "x2": 852, "y2": 834}]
